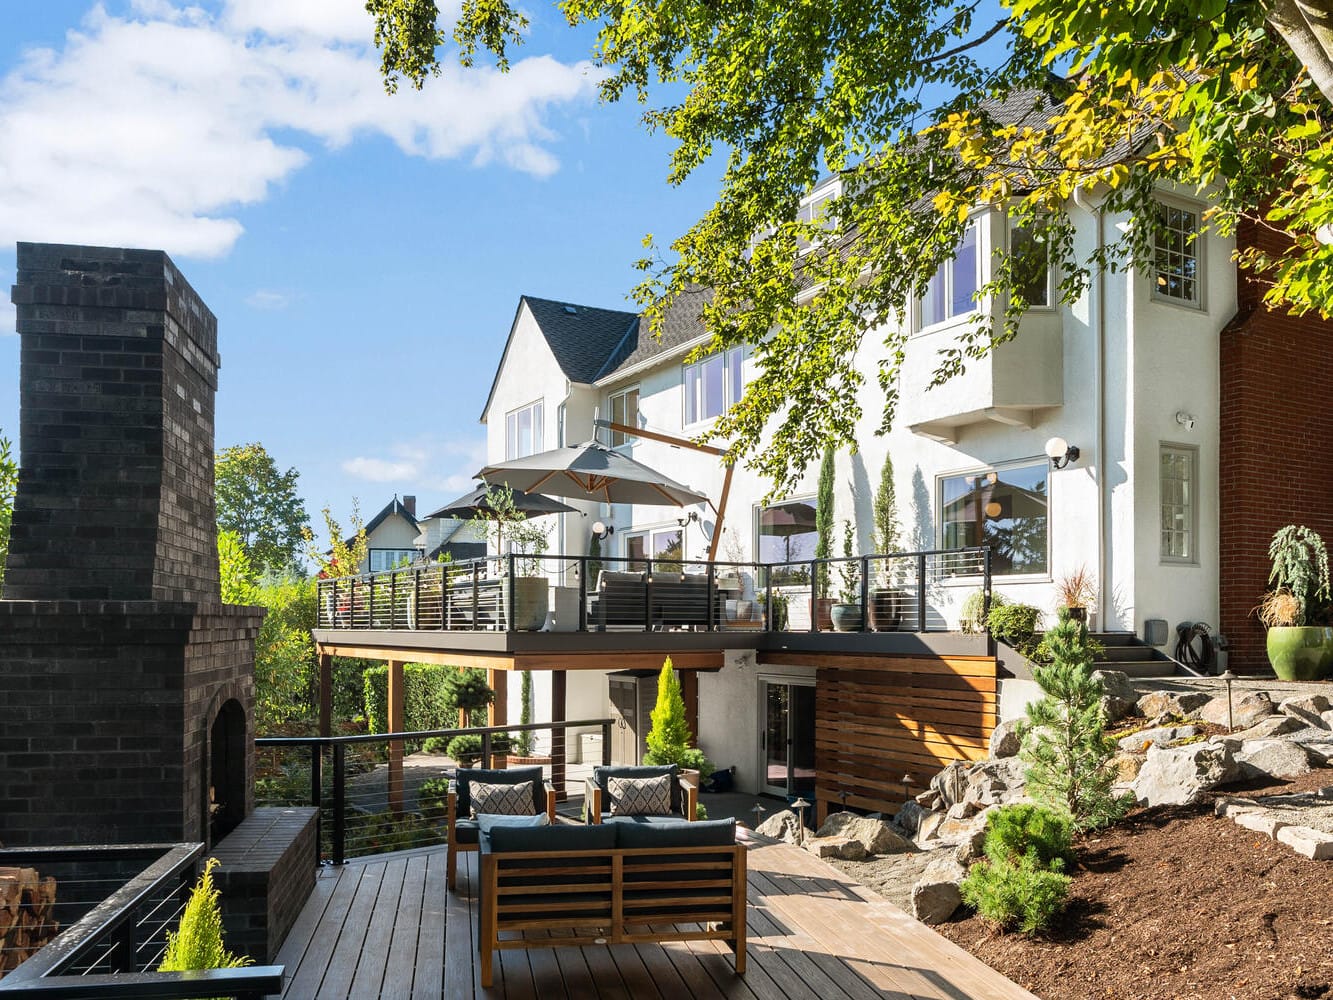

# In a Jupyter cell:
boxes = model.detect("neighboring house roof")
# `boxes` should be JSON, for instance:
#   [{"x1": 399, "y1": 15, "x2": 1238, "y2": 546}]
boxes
[{"x1": 346, "y1": 496, "x2": 419, "y2": 548}]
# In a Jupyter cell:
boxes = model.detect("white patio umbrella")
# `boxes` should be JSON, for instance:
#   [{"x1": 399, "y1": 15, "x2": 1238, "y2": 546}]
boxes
[{"x1": 476, "y1": 439, "x2": 710, "y2": 508}]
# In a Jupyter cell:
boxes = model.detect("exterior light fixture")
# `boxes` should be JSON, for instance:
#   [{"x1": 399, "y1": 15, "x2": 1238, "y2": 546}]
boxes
[
  {"x1": 1175, "y1": 411, "x2": 1196, "y2": 431},
  {"x1": 791, "y1": 797, "x2": 810, "y2": 845},
  {"x1": 750, "y1": 802, "x2": 766, "y2": 830},
  {"x1": 1219, "y1": 669, "x2": 1237, "y2": 733},
  {"x1": 591, "y1": 521, "x2": 614, "y2": 540},
  {"x1": 984, "y1": 501, "x2": 1003, "y2": 519},
  {"x1": 1044, "y1": 436, "x2": 1080, "y2": 470},
  {"x1": 677, "y1": 511, "x2": 700, "y2": 528}
]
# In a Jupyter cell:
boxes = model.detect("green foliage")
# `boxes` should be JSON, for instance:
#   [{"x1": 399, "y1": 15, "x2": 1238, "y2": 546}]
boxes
[
  {"x1": 643, "y1": 657, "x2": 694, "y2": 767},
  {"x1": 587, "y1": 532, "x2": 603, "y2": 591},
  {"x1": 959, "y1": 803, "x2": 1073, "y2": 935},
  {"x1": 446, "y1": 734, "x2": 483, "y2": 763},
  {"x1": 478, "y1": 484, "x2": 549, "y2": 574},
  {"x1": 987, "y1": 603, "x2": 1042, "y2": 652},
  {"x1": 0, "y1": 432, "x2": 16, "y2": 591},
  {"x1": 1021, "y1": 611, "x2": 1132, "y2": 832},
  {"x1": 304, "y1": 501, "x2": 368, "y2": 578},
  {"x1": 960, "y1": 590, "x2": 1005, "y2": 634},
  {"x1": 372, "y1": 0, "x2": 1333, "y2": 497},
  {"x1": 363, "y1": 663, "x2": 459, "y2": 734},
  {"x1": 765, "y1": 591, "x2": 789, "y2": 630},
  {"x1": 872, "y1": 451, "x2": 899, "y2": 583},
  {"x1": 695, "y1": 802, "x2": 708, "y2": 821},
  {"x1": 442, "y1": 667, "x2": 495, "y2": 726},
  {"x1": 677, "y1": 745, "x2": 715, "y2": 782},
  {"x1": 252, "y1": 577, "x2": 318, "y2": 728},
  {"x1": 418, "y1": 776, "x2": 451, "y2": 818},
  {"x1": 218, "y1": 530, "x2": 260, "y2": 606},
  {"x1": 1267, "y1": 525, "x2": 1331, "y2": 626},
  {"x1": 836, "y1": 520, "x2": 860, "y2": 606},
  {"x1": 517, "y1": 669, "x2": 534, "y2": 755},
  {"x1": 215, "y1": 443, "x2": 309, "y2": 576},
  {"x1": 814, "y1": 446, "x2": 835, "y2": 597},
  {"x1": 423, "y1": 735, "x2": 449, "y2": 754},
  {"x1": 159, "y1": 858, "x2": 251, "y2": 973}
]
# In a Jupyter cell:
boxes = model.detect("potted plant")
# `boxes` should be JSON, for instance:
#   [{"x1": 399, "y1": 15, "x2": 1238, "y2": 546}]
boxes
[
  {"x1": 1255, "y1": 525, "x2": 1333, "y2": 681},
  {"x1": 869, "y1": 451, "x2": 902, "y2": 631},
  {"x1": 1055, "y1": 565, "x2": 1097, "y2": 625},
  {"x1": 477, "y1": 484, "x2": 551, "y2": 630},
  {"x1": 831, "y1": 521, "x2": 864, "y2": 631},
  {"x1": 763, "y1": 590, "x2": 790, "y2": 630},
  {"x1": 812, "y1": 445, "x2": 835, "y2": 629}
]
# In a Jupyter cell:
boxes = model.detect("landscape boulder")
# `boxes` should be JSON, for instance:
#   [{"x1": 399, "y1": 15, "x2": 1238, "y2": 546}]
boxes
[
  {"x1": 814, "y1": 812, "x2": 910, "y2": 856},
  {"x1": 893, "y1": 801, "x2": 927, "y2": 837},
  {"x1": 1116, "y1": 725, "x2": 1199, "y2": 753},
  {"x1": 1227, "y1": 715, "x2": 1307, "y2": 742},
  {"x1": 1092, "y1": 670, "x2": 1137, "y2": 724},
  {"x1": 962, "y1": 757, "x2": 1028, "y2": 810},
  {"x1": 1132, "y1": 742, "x2": 1239, "y2": 807},
  {"x1": 804, "y1": 836, "x2": 867, "y2": 861},
  {"x1": 1278, "y1": 694, "x2": 1332, "y2": 730},
  {"x1": 1200, "y1": 692, "x2": 1276, "y2": 730},
  {"x1": 755, "y1": 809, "x2": 803, "y2": 844},
  {"x1": 989, "y1": 719, "x2": 1024, "y2": 759},
  {"x1": 1235, "y1": 739, "x2": 1314, "y2": 781},
  {"x1": 1110, "y1": 751, "x2": 1145, "y2": 785},
  {"x1": 1135, "y1": 690, "x2": 1211, "y2": 719},
  {"x1": 930, "y1": 761, "x2": 971, "y2": 810},
  {"x1": 911, "y1": 855, "x2": 967, "y2": 925}
]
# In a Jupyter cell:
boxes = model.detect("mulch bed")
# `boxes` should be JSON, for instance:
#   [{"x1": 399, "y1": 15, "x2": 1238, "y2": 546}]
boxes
[{"x1": 937, "y1": 767, "x2": 1333, "y2": 1000}]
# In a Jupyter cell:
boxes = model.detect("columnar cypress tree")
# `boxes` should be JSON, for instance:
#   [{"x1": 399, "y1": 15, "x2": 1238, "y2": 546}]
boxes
[
  {"x1": 516, "y1": 669, "x2": 534, "y2": 755},
  {"x1": 814, "y1": 444, "x2": 835, "y2": 597},
  {"x1": 644, "y1": 657, "x2": 693, "y2": 765},
  {"x1": 1020, "y1": 610, "x2": 1129, "y2": 831}
]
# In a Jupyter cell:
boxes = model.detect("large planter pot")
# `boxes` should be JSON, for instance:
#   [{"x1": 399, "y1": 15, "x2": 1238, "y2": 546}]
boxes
[
  {"x1": 812, "y1": 597, "x2": 834, "y2": 631},
  {"x1": 1266, "y1": 626, "x2": 1333, "y2": 680},
  {"x1": 831, "y1": 603, "x2": 863, "y2": 631},
  {"x1": 869, "y1": 588, "x2": 901, "y2": 631},
  {"x1": 504, "y1": 577, "x2": 550, "y2": 631}
]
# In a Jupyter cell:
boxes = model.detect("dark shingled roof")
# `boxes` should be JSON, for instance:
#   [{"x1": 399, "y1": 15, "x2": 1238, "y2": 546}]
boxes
[
  {"x1": 522, "y1": 296, "x2": 640, "y2": 384},
  {"x1": 594, "y1": 286, "x2": 712, "y2": 382}
]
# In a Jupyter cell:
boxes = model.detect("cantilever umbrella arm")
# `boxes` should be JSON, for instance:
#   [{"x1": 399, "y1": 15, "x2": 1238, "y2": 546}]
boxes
[{"x1": 596, "y1": 419, "x2": 736, "y2": 562}]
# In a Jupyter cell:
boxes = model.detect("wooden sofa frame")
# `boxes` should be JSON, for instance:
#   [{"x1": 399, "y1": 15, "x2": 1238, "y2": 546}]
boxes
[
  {"x1": 446, "y1": 781, "x2": 557, "y2": 890},
  {"x1": 585, "y1": 774, "x2": 698, "y2": 824},
  {"x1": 478, "y1": 842, "x2": 747, "y2": 987}
]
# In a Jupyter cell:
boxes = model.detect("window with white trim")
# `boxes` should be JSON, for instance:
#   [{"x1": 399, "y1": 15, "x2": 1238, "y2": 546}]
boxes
[
  {"x1": 1011, "y1": 223, "x2": 1051, "y2": 308},
  {"x1": 684, "y1": 347, "x2": 745, "y2": 425},
  {"x1": 920, "y1": 221, "x2": 980, "y2": 328},
  {"x1": 1160, "y1": 445, "x2": 1197, "y2": 562},
  {"x1": 505, "y1": 400, "x2": 544, "y2": 459},
  {"x1": 608, "y1": 386, "x2": 639, "y2": 446},
  {"x1": 369, "y1": 548, "x2": 418, "y2": 572},
  {"x1": 938, "y1": 460, "x2": 1048, "y2": 576},
  {"x1": 1153, "y1": 202, "x2": 1201, "y2": 305},
  {"x1": 624, "y1": 528, "x2": 684, "y2": 573}
]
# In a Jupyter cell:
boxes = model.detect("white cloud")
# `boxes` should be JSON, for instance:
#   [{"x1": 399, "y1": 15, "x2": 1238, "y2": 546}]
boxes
[
  {"x1": 342, "y1": 456, "x2": 421, "y2": 482},
  {"x1": 245, "y1": 289, "x2": 293, "y2": 310},
  {"x1": 0, "y1": 2, "x2": 602, "y2": 258},
  {"x1": 341, "y1": 435, "x2": 486, "y2": 496}
]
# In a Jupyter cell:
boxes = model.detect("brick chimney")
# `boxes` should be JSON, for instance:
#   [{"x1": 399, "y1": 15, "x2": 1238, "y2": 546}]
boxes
[{"x1": 403, "y1": 494, "x2": 417, "y2": 517}]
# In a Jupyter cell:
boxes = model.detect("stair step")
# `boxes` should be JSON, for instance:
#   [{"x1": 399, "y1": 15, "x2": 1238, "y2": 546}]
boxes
[
  {"x1": 1098, "y1": 660, "x2": 1178, "y2": 678},
  {"x1": 1098, "y1": 645, "x2": 1170, "y2": 663},
  {"x1": 1086, "y1": 631, "x2": 1140, "y2": 646}
]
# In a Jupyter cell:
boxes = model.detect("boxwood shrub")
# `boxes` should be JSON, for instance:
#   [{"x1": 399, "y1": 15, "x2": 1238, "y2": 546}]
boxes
[{"x1": 363, "y1": 662, "x2": 457, "y2": 734}]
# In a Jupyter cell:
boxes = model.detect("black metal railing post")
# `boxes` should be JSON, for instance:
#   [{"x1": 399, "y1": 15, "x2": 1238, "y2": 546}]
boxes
[
  {"x1": 763, "y1": 565, "x2": 772, "y2": 631},
  {"x1": 332, "y1": 742, "x2": 346, "y2": 866},
  {"x1": 916, "y1": 553, "x2": 928, "y2": 632},
  {"x1": 412, "y1": 568, "x2": 421, "y2": 630},
  {"x1": 644, "y1": 558, "x2": 654, "y2": 632},
  {"x1": 471, "y1": 562, "x2": 480, "y2": 631},
  {"x1": 860, "y1": 555, "x2": 870, "y2": 632},
  {"x1": 707, "y1": 561, "x2": 717, "y2": 630},
  {"x1": 507, "y1": 553, "x2": 516, "y2": 632},
  {"x1": 809, "y1": 559, "x2": 818, "y2": 633},
  {"x1": 310, "y1": 742, "x2": 323, "y2": 866},
  {"x1": 367, "y1": 574, "x2": 375, "y2": 628},
  {"x1": 601, "y1": 719, "x2": 612, "y2": 765},
  {"x1": 481, "y1": 730, "x2": 492, "y2": 769},
  {"x1": 579, "y1": 554, "x2": 589, "y2": 631}
]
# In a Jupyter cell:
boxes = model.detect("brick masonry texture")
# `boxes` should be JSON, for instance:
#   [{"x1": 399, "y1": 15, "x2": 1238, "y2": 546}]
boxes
[{"x1": 1220, "y1": 221, "x2": 1333, "y2": 673}]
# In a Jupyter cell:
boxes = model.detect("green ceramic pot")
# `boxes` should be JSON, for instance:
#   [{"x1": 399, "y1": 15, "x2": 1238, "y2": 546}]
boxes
[
  {"x1": 831, "y1": 603, "x2": 863, "y2": 631},
  {"x1": 1265, "y1": 626, "x2": 1333, "y2": 681}
]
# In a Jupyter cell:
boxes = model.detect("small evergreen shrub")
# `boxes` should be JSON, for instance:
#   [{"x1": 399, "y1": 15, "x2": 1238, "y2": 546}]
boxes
[
  {"x1": 363, "y1": 662, "x2": 456, "y2": 733},
  {"x1": 695, "y1": 802, "x2": 708, "y2": 820},
  {"x1": 445, "y1": 734, "x2": 483, "y2": 763},
  {"x1": 959, "y1": 803, "x2": 1074, "y2": 934},
  {"x1": 442, "y1": 667, "x2": 495, "y2": 727},
  {"x1": 159, "y1": 858, "x2": 251, "y2": 974},
  {"x1": 643, "y1": 658, "x2": 718, "y2": 778},
  {"x1": 986, "y1": 603, "x2": 1041, "y2": 651},
  {"x1": 418, "y1": 776, "x2": 451, "y2": 819},
  {"x1": 423, "y1": 736, "x2": 449, "y2": 754},
  {"x1": 980, "y1": 802, "x2": 1073, "y2": 870}
]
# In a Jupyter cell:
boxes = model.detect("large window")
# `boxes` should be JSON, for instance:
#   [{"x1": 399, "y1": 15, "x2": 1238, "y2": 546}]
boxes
[
  {"x1": 505, "y1": 400, "x2": 543, "y2": 459},
  {"x1": 939, "y1": 461, "x2": 1048, "y2": 576},
  {"x1": 1161, "y1": 445, "x2": 1197, "y2": 562},
  {"x1": 1153, "y1": 202, "x2": 1201, "y2": 305},
  {"x1": 757, "y1": 499, "x2": 818, "y2": 585},
  {"x1": 684, "y1": 348, "x2": 745, "y2": 425},
  {"x1": 625, "y1": 528, "x2": 684, "y2": 573},
  {"x1": 1011, "y1": 223, "x2": 1051, "y2": 308},
  {"x1": 920, "y1": 221, "x2": 979, "y2": 328},
  {"x1": 369, "y1": 548, "x2": 418, "y2": 572},
  {"x1": 608, "y1": 386, "x2": 639, "y2": 446}
]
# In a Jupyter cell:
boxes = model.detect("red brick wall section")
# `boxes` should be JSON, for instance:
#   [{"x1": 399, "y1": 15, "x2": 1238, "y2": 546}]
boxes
[{"x1": 1220, "y1": 219, "x2": 1333, "y2": 672}]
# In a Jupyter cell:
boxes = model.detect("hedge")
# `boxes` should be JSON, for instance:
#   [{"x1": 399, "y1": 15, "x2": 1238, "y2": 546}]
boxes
[{"x1": 363, "y1": 663, "x2": 458, "y2": 734}]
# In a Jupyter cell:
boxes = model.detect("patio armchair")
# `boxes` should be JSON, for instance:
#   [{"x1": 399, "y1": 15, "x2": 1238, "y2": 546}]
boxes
[
  {"x1": 446, "y1": 766, "x2": 556, "y2": 890},
  {"x1": 584, "y1": 764, "x2": 698, "y2": 825}
]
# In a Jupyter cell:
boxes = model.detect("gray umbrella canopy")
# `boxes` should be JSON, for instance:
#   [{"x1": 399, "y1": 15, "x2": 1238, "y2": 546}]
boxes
[
  {"x1": 424, "y1": 484, "x2": 575, "y2": 521},
  {"x1": 477, "y1": 440, "x2": 710, "y2": 507}
]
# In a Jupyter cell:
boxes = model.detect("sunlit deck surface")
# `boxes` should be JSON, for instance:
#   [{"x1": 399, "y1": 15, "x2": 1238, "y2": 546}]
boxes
[{"x1": 275, "y1": 837, "x2": 1037, "y2": 1000}]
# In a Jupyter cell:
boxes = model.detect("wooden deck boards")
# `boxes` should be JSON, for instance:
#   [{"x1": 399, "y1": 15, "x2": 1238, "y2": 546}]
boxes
[{"x1": 275, "y1": 840, "x2": 1038, "y2": 999}]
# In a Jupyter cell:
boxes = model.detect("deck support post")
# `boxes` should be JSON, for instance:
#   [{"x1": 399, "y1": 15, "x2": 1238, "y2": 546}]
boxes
[
  {"x1": 551, "y1": 669, "x2": 567, "y2": 800},
  {"x1": 318, "y1": 652, "x2": 332, "y2": 738},
  {"x1": 388, "y1": 659, "x2": 405, "y2": 817},
  {"x1": 488, "y1": 668, "x2": 508, "y2": 729}
]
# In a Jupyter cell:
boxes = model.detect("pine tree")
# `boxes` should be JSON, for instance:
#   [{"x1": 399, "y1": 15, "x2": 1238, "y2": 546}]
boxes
[
  {"x1": 643, "y1": 657, "x2": 693, "y2": 766},
  {"x1": 1020, "y1": 610, "x2": 1130, "y2": 832}
]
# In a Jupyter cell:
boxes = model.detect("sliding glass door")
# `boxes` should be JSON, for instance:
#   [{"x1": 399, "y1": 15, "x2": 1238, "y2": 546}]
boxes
[{"x1": 760, "y1": 679, "x2": 816, "y2": 798}]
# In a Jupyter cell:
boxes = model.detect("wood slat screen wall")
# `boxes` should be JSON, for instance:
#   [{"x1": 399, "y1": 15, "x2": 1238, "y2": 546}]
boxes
[{"x1": 806, "y1": 653, "x2": 996, "y2": 822}]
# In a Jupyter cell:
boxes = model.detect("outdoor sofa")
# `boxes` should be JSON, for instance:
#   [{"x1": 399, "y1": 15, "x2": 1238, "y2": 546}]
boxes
[
  {"x1": 477, "y1": 817, "x2": 747, "y2": 987},
  {"x1": 446, "y1": 766, "x2": 557, "y2": 890},
  {"x1": 583, "y1": 764, "x2": 698, "y2": 825}
]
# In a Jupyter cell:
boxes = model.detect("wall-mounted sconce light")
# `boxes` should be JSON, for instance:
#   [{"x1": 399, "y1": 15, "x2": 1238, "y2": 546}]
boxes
[
  {"x1": 591, "y1": 520, "x2": 614, "y2": 540},
  {"x1": 984, "y1": 501, "x2": 1003, "y2": 519},
  {"x1": 1175, "y1": 411, "x2": 1196, "y2": 431},
  {"x1": 677, "y1": 511, "x2": 700, "y2": 528},
  {"x1": 1044, "y1": 436, "x2": 1080, "y2": 470}
]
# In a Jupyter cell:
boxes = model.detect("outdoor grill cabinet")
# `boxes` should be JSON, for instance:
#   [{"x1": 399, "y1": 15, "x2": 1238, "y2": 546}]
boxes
[
  {"x1": 446, "y1": 767, "x2": 557, "y2": 889},
  {"x1": 477, "y1": 818, "x2": 747, "y2": 987},
  {"x1": 583, "y1": 764, "x2": 699, "y2": 825}
]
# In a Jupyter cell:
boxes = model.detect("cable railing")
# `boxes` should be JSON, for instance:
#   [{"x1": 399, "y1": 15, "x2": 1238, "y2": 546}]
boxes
[
  {"x1": 315, "y1": 547, "x2": 992, "y2": 635},
  {"x1": 256, "y1": 718, "x2": 613, "y2": 865},
  {"x1": 0, "y1": 844, "x2": 281, "y2": 998}
]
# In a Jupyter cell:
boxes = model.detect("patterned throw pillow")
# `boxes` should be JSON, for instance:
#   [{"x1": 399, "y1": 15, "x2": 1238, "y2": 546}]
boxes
[
  {"x1": 608, "y1": 774, "x2": 672, "y2": 816},
  {"x1": 470, "y1": 780, "x2": 535, "y2": 818}
]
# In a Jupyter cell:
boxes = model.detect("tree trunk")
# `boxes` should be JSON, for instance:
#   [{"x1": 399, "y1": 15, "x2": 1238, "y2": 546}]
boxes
[{"x1": 1270, "y1": 0, "x2": 1333, "y2": 105}]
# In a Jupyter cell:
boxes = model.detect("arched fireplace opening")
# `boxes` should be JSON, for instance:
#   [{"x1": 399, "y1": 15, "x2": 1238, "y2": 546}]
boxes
[{"x1": 210, "y1": 699, "x2": 247, "y2": 842}]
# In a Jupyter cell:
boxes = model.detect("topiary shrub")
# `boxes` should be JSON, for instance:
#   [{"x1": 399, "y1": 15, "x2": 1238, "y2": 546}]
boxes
[
  {"x1": 159, "y1": 858, "x2": 252, "y2": 975},
  {"x1": 363, "y1": 662, "x2": 457, "y2": 734},
  {"x1": 418, "y1": 776, "x2": 451, "y2": 819},
  {"x1": 959, "y1": 803, "x2": 1073, "y2": 934},
  {"x1": 446, "y1": 734, "x2": 483, "y2": 764},
  {"x1": 442, "y1": 667, "x2": 495, "y2": 728},
  {"x1": 987, "y1": 603, "x2": 1042, "y2": 655},
  {"x1": 423, "y1": 736, "x2": 449, "y2": 754}
]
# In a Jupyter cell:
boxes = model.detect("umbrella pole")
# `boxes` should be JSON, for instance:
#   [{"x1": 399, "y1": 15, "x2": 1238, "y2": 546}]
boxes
[{"x1": 706, "y1": 463, "x2": 735, "y2": 562}]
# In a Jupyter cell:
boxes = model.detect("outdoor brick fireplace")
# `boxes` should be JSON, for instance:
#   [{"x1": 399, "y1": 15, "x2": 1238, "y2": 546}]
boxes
[{"x1": 0, "y1": 242, "x2": 264, "y2": 848}]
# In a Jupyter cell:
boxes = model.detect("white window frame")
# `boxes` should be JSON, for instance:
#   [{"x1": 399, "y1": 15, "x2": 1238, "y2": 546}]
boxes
[
  {"x1": 607, "y1": 385, "x2": 640, "y2": 447},
  {"x1": 369, "y1": 548, "x2": 418, "y2": 573},
  {"x1": 1009, "y1": 220, "x2": 1053, "y2": 310},
  {"x1": 623, "y1": 526, "x2": 686, "y2": 570},
  {"x1": 918, "y1": 219, "x2": 982, "y2": 332},
  {"x1": 683, "y1": 347, "x2": 745, "y2": 426},
  {"x1": 505, "y1": 399, "x2": 544, "y2": 460},
  {"x1": 1160, "y1": 443, "x2": 1198, "y2": 565},
  {"x1": 1151, "y1": 199, "x2": 1203, "y2": 308},
  {"x1": 935, "y1": 457, "x2": 1050, "y2": 580}
]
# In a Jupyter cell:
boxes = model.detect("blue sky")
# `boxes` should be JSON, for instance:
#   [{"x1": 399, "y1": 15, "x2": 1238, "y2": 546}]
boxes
[{"x1": 0, "y1": 0, "x2": 721, "y2": 535}]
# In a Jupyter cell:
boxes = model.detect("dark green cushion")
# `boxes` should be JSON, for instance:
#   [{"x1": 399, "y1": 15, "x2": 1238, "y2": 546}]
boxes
[
  {"x1": 456, "y1": 766, "x2": 544, "y2": 817},
  {"x1": 614, "y1": 818, "x2": 737, "y2": 849},
  {"x1": 453, "y1": 818, "x2": 480, "y2": 845},
  {"x1": 485, "y1": 821, "x2": 618, "y2": 855},
  {"x1": 601, "y1": 813, "x2": 691, "y2": 826},
  {"x1": 592, "y1": 765, "x2": 681, "y2": 813}
]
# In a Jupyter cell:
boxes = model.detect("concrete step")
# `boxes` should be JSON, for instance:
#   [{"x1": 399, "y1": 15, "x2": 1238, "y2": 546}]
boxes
[
  {"x1": 1098, "y1": 659, "x2": 1179, "y2": 678},
  {"x1": 1098, "y1": 644, "x2": 1172, "y2": 663}
]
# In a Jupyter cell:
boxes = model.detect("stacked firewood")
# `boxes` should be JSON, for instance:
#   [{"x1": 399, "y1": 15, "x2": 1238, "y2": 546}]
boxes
[{"x1": 0, "y1": 867, "x2": 58, "y2": 974}]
